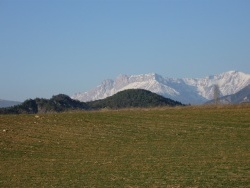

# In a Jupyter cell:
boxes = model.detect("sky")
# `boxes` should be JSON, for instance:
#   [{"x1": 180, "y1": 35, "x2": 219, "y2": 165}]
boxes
[{"x1": 1, "y1": 0, "x2": 250, "y2": 101}]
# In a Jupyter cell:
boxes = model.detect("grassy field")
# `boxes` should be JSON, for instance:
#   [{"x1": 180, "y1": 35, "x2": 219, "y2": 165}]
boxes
[{"x1": 0, "y1": 105, "x2": 249, "y2": 187}]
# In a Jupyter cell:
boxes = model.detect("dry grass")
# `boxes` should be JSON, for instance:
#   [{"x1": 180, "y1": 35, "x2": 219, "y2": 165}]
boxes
[{"x1": 0, "y1": 105, "x2": 250, "y2": 187}]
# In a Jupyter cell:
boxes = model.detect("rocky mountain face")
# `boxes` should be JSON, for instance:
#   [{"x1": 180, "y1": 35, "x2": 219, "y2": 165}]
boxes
[
  {"x1": 207, "y1": 84, "x2": 250, "y2": 104},
  {"x1": 72, "y1": 71, "x2": 250, "y2": 104}
]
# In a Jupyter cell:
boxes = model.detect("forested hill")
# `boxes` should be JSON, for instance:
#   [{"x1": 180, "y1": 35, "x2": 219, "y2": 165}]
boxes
[
  {"x1": 87, "y1": 89, "x2": 184, "y2": 109},
  {"x1": 0, "y1": 94, "x2": 89, "y2": 114}
]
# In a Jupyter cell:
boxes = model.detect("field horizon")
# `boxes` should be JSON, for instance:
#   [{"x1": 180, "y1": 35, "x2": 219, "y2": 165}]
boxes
[{"x1": 1, "y1": 104, "x2": 249, "y2": 187}]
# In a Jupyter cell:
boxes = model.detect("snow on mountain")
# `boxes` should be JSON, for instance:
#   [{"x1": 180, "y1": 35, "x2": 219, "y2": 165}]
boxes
[
  {"x1": 206, "y1": 84, "x2": 250, "y2": 104},
  {"x1": 183, "y1": 71, "x2": 250, "y2": 100},
  {"x1": 72, "y1": 71, "x2": 250, "y2": 104}
]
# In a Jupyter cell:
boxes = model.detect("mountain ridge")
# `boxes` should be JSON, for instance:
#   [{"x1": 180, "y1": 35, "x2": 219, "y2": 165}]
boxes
[
  {"x1": 206, "y1": 84, "x2": 250, "y2": 104},
  {"x1": 0, "y1": 99, "x2": 21, "y2": 108},
  {"x1": 72, "y1": 71, "x2": 250, "y2": 104}
]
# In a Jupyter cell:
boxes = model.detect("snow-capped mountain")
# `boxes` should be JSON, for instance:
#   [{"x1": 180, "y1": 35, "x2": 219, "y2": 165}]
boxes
[
  {"x1": 206, "y1": 84, "x2": 250, "y2": 104},
  {"x1": 72, "y1": 71, "x2": 250, "y2": 104}
]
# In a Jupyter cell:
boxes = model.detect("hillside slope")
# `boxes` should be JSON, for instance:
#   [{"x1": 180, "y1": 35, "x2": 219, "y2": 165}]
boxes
[{"x1": 87, "y1": 89, "x2": 184, "y2": 109}]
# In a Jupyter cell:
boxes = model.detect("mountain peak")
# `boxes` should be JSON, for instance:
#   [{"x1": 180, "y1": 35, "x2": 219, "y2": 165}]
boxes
[
  {"x1": 72, "y1": 71, "x2": 250, "y2": 104},
  {"x1": 217, "y1": 70, "x2": 249, "y2": 78},
  {"x1": 226, "y1": 70, "x2": 240, "y2": 74}
]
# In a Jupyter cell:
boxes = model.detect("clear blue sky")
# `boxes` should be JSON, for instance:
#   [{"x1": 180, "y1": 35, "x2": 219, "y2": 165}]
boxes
[{"x1": 1, "y1": 0, "x2": 250, "y2": 101}]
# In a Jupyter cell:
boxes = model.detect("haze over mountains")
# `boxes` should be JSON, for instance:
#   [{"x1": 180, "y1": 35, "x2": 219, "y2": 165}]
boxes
[
  {"x1": 0, "y1": 99, "x2": 21, "y2": 108},
  {"x1": 72, "y1": 71, "x2": 250, "y2": 104}
]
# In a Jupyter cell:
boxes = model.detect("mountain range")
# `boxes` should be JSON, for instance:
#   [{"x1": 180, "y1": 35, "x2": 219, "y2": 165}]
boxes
[{"x1": 72, "y1": 71, "x2": 250, "y2": 104}]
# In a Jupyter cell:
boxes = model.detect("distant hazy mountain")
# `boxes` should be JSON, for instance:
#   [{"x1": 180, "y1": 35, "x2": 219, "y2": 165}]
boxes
[
  {"x1": 87, "y1": 89, "x2": 184, "y2": 109},
  {"x1": 72, "y1": 71, "x2": 250, "y2": 104},
  {"x1": 207, "y1": 84, "x2": 250, "y2": 104},
  {"x1": 0, "y1": 99, "x2": 21, "y2": 108}
]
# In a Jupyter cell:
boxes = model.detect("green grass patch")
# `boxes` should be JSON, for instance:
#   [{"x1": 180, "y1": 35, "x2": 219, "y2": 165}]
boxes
[{"x1": 0, "y1": 105, "x2": 250, "y2": 187}]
